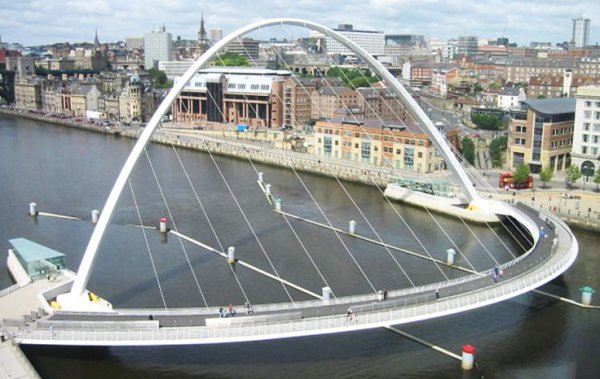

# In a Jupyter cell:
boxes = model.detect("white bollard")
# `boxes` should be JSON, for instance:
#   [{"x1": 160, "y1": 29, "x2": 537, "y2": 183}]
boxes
[
  {"x1": 258, "y1": 172, "x2": 264, "y2": 183},
  {"x1": 265, "y1": 184, "x2": 271, "y2": 197},
  {"x1": 322, "y1": 286, "x2": 332, "y2": 302},
  {"x1": 580, "y1": 286, "x2": 595, "y2": 305},
  {"x1": 349, "y1": 220, "x2": 356, "y2": 235},
  {"x1": 29, "y1": 202, "x2": 38, "y2": 216},
  {"x1": 275, "y1": 198, "x2": 282, "y2": 211},
  {"x1": 446, "y1": 248, "x2": 456, "y2": 265},
  {"x1": 159, "y1": 218, "x2": 168, "y2": 233},
  {"x1": 91, "y1": 209, "x2": 100, "y2": 224},
  {"x1": 227, "y1": 246, "x2": 236, "y2": 264},
  {"x1": 461, "y1": 345, "x2": 476, "y2": 370}
]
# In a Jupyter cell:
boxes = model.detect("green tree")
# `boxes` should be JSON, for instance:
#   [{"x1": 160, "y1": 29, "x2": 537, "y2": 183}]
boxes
[
  {"x1": 565, "y1": 165, "x2": 581, "y2": 188},
  {"x1": 471, "y1": 113, "x2": 502, "y2": 130},
  {"x1": 539, "y1": 166, "x2": 553, "y2": 189},
  {"x1": 536, "y1": 95, "x2": 546, "y2": 99},
  {"x1": 213, "y1": 52, "x2": 250, "y2": 66},
  {"x1": 512, "y1": 164, "x2": 531, "y2": 185},
  {"x1": 148, "y1": 68, "x2": 168, "y2": 85},
  {"x1": 327, "y1": 66, "x2": 379, "y2": 89},
  {"x1": 461, "y1": 136, "x2": 475, "y2": 165},
  {"x1": 593, "y1": 168, "x2": 600, "y2": 191},
  {"x1": 488, "y1": 135, "x2": 508, "y2": 167}
]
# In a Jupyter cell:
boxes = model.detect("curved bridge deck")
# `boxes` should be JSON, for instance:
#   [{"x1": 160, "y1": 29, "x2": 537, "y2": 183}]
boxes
[{"x1": 4, "y1": 203, "x2": 577, "y2": 346}]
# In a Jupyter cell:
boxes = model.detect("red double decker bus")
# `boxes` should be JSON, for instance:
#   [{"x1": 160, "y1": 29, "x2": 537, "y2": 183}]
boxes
[{"x1": 499, "y1": 172, "x2": 534, "y2": 190}]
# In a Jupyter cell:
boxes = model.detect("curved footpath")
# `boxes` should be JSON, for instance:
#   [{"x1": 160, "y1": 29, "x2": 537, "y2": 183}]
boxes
[{"x1": 5, "y1": 202, "x2": 577, "y2": 346}]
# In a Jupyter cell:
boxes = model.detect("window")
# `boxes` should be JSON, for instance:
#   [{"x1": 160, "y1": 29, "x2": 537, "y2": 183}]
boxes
[
  {"x1": 361, "y1": 141, "x2": 371, "y2": 162},
  {"x1": 585, "y1": 101, "x2": 592, "y2": 107},
  {"x1": 583, "y1": 134, "x2": 589, "y2": 143},
  {"x1": 417, "y1": 152, "x2": 423, "y2": 158},
  {"x1": 396, "y1": 148, "x2": 401, "y2": 155},
  {"x1": 595, "y1": 112, "x2": 600, "y2": 120},
  {"x1": 595, "y1": 124, "x2": 600, "y2": 132},
  {"x1": 323, "y1": 136, "x2": 332, "y2": 156},
  {"x1": 594, "y1": 135, "x2": 599, "y2": 144},
  {"x1": 584, "y1": 122, "x2": 591, "y2": 131},
  {"x1": 404, "y1": 147, "x2": 414, "y2": 170},
  {"x1": 582, "y1": 146, "x2": 588, "y2": 154},
  {"x1": 250, "y1": 84, "x2": 259, "y2": 90},
  {"x1": 516, "y1": 125, "x2": 527, "y2": 133},
  {"x1": 354, "y1": 132, "x2": 360, "y2": 138},
  {"x1": 584, "y1": 110, "x2": 592, "y2": 118},
  {"x1": 514, "y1": 138, "x2": 526, "y2": 145},
  {"x1": 592, "y1": 147, "x2": 599, "y2": 156}
]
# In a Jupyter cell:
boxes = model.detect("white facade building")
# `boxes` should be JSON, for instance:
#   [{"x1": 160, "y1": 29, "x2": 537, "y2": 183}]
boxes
[
  {"x1": 143, "y1": 26, "x2": 173, "y2": 69},
  {"x1": 209, "y1": 29, "x2": 223, "y2": 44},
  {"x1": 158, "y1": 60, "x2": 194, "y2": 80},
  {"x1": 571, "y1": 17, "x2": 590, "y2": 48},
  {"x1": 497, "y1": 87, "x2": 527, "y2": 109},
  {"x1": 428, "y1": 38, "x2": 457, "y2": 61},
  {"x1": 323, "y1": 25, "x2": 384, "y2": 56},
  {"x1": 572, "y1": 86, "x2": 600, "y2": 181}
]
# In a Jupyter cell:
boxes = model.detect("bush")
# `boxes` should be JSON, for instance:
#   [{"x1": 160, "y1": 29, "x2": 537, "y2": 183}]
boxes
[
  {"x1": 471, "y1": 113, "x2": 502, "y2": 130},
  {"x1": 461, "y1": 136, "x2": 475, "y2": 165}
]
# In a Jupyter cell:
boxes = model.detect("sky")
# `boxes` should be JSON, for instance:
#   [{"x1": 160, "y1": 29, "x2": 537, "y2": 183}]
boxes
[{"x1": 0, "y1": 0, "x2": 598, "y2": 47}]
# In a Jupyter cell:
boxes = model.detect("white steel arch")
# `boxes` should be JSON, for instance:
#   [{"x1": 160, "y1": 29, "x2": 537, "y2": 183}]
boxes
[{"x1": 64, "y1": 18, "x2": 481, "y2": 306}]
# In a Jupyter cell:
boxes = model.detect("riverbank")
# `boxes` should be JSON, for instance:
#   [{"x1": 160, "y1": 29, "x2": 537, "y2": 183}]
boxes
[{"x1": 3, "y1": 108, "x2": 599, "y2": 231}]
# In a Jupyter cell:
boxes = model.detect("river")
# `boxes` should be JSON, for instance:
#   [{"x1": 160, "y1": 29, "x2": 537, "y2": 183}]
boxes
[{"x1": 1, "y1": 115, "x2": 598, "y2": 378}]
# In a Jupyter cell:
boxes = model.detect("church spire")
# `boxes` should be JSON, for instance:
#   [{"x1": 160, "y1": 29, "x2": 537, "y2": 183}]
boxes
[
  {"x1": 94, "y1": 28, "x2": 100, "y2": 46},
  {"x1": 198, "y1": 12, "x2": 209, "y2": 54}
]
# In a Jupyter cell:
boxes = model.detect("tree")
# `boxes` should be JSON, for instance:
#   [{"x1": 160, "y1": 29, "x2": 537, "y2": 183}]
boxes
[
  {"x1": 512, "y1": 164, "x2": 531, "y2": 185},
  {"x1": 488, "y1": 135, "x2": 508, "y2": 167},
  {"x1": 148, "y1": 68, "x2": 168, "y2": 85},
  {"x1": 471, "y1": 113, "x2": 502, "y2": 130},
  {"x1": 327, "y1": 66, "x2": 379, "y2": 89},
  {"x1": 461, "y1": 136, "x2": 475, "y2": 165},
  {"x1": 593, "y1": 168, "x2": 600, "y2": 192},
  {"x1": 213, "y1": 52, "x2": 250, "y2": 67},
  {"x1": 536, "y1": 95, "x2": 546, "y2": 99},
  {"x1": 565, "y1": 165, "x2": 581, "y2": 188},
  {"x1": 539, "y1": 166, "x2": 553, "y2": 189}
]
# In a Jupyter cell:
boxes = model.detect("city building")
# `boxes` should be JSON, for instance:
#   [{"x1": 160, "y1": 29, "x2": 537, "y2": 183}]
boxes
[
  {"x1": 283, "y1": 76, "x2": 316, "y2": 129},
  {"x1": 497, "y1": 87, "x2": 526, "y2": 109},
  {"x1": 528, "y1": 72, "x2": 600, "y2": 99},
  {"x1": 507, "y1": 98, "x2": 575, "y2": 173},
  {"x1": 458, "y1": 36, "x2": 478, "y2": 57},
  {"x1": 225, "y1": 38, "x2": 259, "y2": 61},
  {"x1": 385, "y1": 34, "x2": 425, "y2": 47},
  {"x1": 313, "y1": 117, "x2": 459, "y2": 173},
  {"x1": 14, "y1": 77, "x2": 43, "y2": 110},
  {"x1": 323, "y1": 24, "x2": 384, "y2": 57},
  {"x1": 158, "y1": 60, "x2": 194, "y2": 80},
  {"x1": 311, "y1": 86, "x2": 359, "y2": 119},
  {"x1": 428, "y1": 38, "x2": 457, "y2": 62},
  {"x1": 571, "y1": 17, "x2": 590, "y2": 48},
  {"x1": 571, "y1": 86, "x2": 600, "y2": 181},
  {"x1": 4, "y1": 56, "x2": 35, "y2": 77},
  {"x1": 430, "y1": 64, "x2": 459, "y2": 97},
  {"x1": 172, "y1": 67, "x2": 290, "y2": 128},
  {"x1": 210, "y1": 29, "x2": 223, "y2": 44},
  {"x1": 144, "y1": 26, "x2": 173, "y2": 69}
]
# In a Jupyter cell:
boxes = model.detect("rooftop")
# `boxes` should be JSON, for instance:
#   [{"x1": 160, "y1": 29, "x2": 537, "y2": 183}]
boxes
[
  {"x1": 522, "y1": 98, "x2": 576, "y2": 115},
  {"x1": 9, "y1": 238, "x2": 65, "y2": 263}
]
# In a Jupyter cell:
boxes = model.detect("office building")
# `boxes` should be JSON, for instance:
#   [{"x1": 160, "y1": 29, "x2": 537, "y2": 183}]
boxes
[
  {"x1": 323, "y1": 24, "x2": 384, "y2": 57},
  {"x1": 571, "y1": 17, "x2": 590, "y2": 48},
  {"x1": 571, "y1": 86, "x2": 600, "y2": 180},
  {"x1": 144, "y1": 26, "x2": 173, "y2": 69}
]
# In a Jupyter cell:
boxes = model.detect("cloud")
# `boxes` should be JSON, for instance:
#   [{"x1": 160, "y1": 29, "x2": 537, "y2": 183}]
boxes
[{"x1": 0, "y1": 0, "x2": 597, "y2": 46}]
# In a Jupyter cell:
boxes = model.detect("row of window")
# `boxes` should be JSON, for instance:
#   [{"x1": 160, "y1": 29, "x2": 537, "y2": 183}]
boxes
[
  {"x1": 551, "y1": 139, "x2": 573, "y2": 148},
  {"x1": 552, "y1": 127, "x2": 574, "y2": 136},
  {"x1": 320, "y1": 138, "x2": 427, "y2": 158},
  {"x1": 226, "y1": 83, "x2": 271, "y2": 91},
  {"x1": 515, "y1": 125, "x2": 527, "y2": 133},
  {"x1": 582, "y1": 134, "x2": 600, "y2": 144},
  {"x1": 318, "y1": 129, "x2": 425, "y2": 145},
  {"x1": 581, "y1": 146, "x2": 599, "y2": 156},
  {"x1": 583, "y1": 110, "x2": 600, "y2": 120},
  {"x1": 582, "y1": 123, "x2": 600, "y2": 132},
  {"x1": 583, "y1": 101, "x2": 600, "y2": 108}
]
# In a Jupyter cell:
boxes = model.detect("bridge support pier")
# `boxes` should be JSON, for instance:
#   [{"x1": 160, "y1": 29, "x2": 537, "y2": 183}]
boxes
[{"x1": 29, "y1": 203, "x2": 38, "y2": 217}]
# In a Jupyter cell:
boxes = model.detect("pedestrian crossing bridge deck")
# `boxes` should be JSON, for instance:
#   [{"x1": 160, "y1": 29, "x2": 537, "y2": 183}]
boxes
[{"x1": 3, "y1": 203, "x2": 577, "y2": 346}]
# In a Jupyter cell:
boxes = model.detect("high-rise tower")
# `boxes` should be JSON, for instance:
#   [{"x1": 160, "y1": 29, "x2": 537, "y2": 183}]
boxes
[{"x1": 571, "y1": 17, "x2": 590, "y2": 48}]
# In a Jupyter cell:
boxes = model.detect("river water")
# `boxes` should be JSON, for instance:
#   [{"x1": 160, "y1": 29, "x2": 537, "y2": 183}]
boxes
[{"x1": 1, "y1": 115, "x2": 598, "y2": 378}]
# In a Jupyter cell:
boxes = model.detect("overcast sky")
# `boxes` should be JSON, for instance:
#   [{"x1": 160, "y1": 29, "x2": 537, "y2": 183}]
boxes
[{"x1": 0, "y1": 0, "x2": 597, "y2": 47}]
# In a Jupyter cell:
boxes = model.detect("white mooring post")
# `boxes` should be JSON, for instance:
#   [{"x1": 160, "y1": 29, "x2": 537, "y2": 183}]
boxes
[
  {"x1": 275, "y1": 198, "x2": 282, "y2": 211},
  {"x1": 322, "y1": 286, "x2": 332, "y2": 302},
  {"x1": 159, "y1": 218, "x2": 168, "y2": 233},
  {"x1": 580, "y1": 286, "x2": 595, "y2": 306},
  {"x1": 265, "y1": 184, "x2": 271, "y2": 197},
  {"x1": 258, "y1": 172, "x2": 264, "y2": 183},
  {"x1": 227, "y1": 246, "x2": 236, "y2": 264},
  {"x1": 461, "y1": 345, "x2": 476, "y2": 370},
  {"x1": 349, "y1": 220, "x2": 356, "y2": 235},
  {"x1": 446, "y1": 248, "x2": 456, "y2": 265},
  {"x1": 29, "y1": 202, "x2": 38, "y2": 217},
  {"x1": 91, "y1": 209, "x2": 100, "y2": 224}
]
